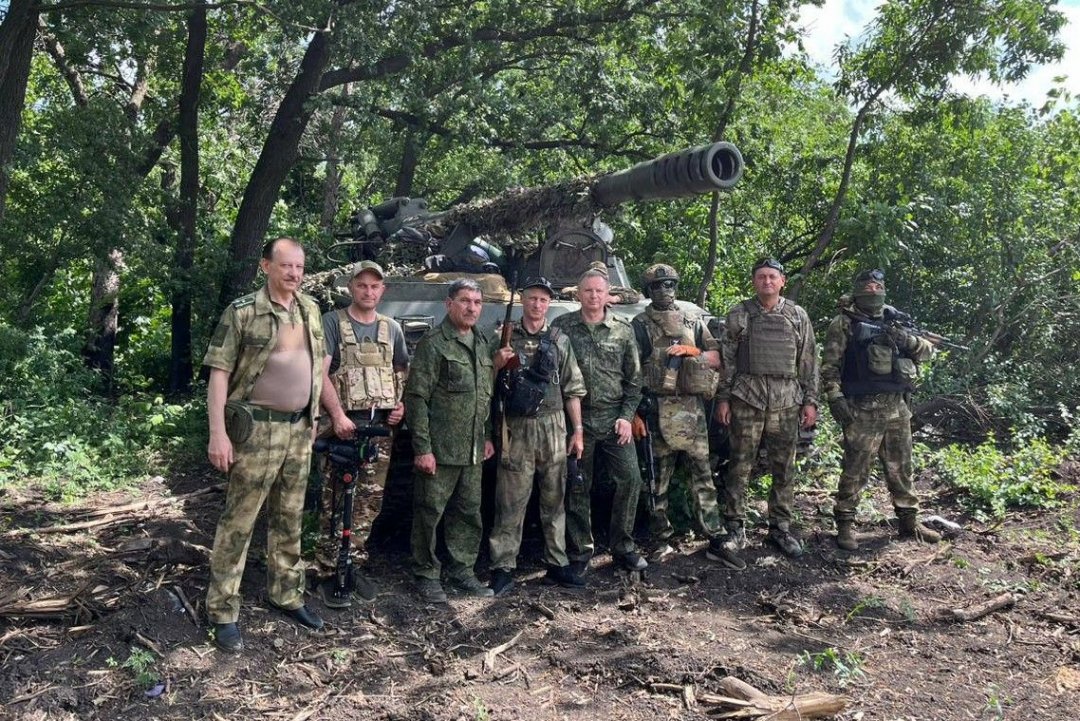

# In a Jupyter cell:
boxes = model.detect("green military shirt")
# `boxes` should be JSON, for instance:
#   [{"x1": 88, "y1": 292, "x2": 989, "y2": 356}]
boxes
[
  {"x1": 202, "y1": 285, "x2": 325, "y2": 422},
  {"x1": 405, "y1": 318, "x2": 495, "y2": 465},
  {"x1": 551, "y1": 310, "x2": 641, "y2": 432},
  {"x1": 501, "y1": 321, "x2": 587, "y2": 413},
  {"x1": 717, "y1": 297, "x2": 818, "y2": 411}
]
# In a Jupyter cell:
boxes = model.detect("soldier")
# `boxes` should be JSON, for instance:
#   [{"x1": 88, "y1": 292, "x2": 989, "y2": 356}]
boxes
[
  {"x1": 714, "y1": 258, "x2": 818, "y2": 569},
  {"x1": 822, "y1": 269, "x2": 941, "y2": 550},
  {"x1": 405, "y1": 278, "x2": 496, "y2": 602},
  {"x1": 552, "y1": 268, "x2": 648, "y2": 575},
  {"x1": 317, "y1": 260, "x2": 409, "y2": 600},
  {"x1": 630, "y1": 264, "x2": 726, "y2": 560},
  {"x1": 488, "y1": 277, "x2": 588, "y2": 595},
  {"x1": 203, "y1": 237, "x2": 325, "y2": 653}
]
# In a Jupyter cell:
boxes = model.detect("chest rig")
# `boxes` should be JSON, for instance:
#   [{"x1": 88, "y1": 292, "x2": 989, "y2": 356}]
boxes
[
  {"x1": 735, "y1": 300, "x2": 800, "y2": 378},
  {"x1": 332, "y1": 310, "x2": 401, "y2": 411}
]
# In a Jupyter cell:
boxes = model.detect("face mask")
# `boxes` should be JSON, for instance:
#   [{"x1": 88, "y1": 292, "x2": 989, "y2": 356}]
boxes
[{"x1": 853, "y1": 290, "x2": 885, "y2": 316}]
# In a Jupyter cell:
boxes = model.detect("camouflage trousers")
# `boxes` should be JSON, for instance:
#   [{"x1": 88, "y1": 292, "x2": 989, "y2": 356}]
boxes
[
  {"x1": 207, "y1": 418, "x2": 313, "y2": 624},
  {"x1": 411, "y1": 462, "x2": 483, "y2": 581},
  {"x1": 566, "y1": 422, "x2": 642, "y2": 562},
  {"x1": 489, "y1": 412, "x2": 569, "y2": 570},
  {"x1": 650, "y1": 429, "x2": 722, "y2": 542},
  {"x1": 722, "y1": 398, "x2": 800, "y2": 527},
  {"x1": 834, "y1": 395, "x2": 919, "y2": 520}
]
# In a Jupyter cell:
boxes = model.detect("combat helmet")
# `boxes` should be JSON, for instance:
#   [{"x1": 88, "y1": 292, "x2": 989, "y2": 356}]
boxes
[{"x1": 642, "y1": 263, "x2": 679, "y2": 297}]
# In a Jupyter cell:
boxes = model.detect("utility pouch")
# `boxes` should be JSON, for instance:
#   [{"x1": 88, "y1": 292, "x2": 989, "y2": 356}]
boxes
[
  {"x1": 504, "y1": 369, "x2": 547, "y2": 417},
  {"x1": 867, "y1": 342, "x2": 894, "y2": 376},
  {"x1": 224, "y1": 400, "x2": 254, "y2": 445},
  {"x1": 894, "y1": 357, "x2": 918, "y2": 385},
  {"x1": 677, "y1": 356, "x2": 719, "y2": 396}
]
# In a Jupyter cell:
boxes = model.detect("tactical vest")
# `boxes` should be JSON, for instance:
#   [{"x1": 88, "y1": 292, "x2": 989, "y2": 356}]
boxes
[
  {"x1": 639, "y1": 307, "x2": 717, "y2": 397},
  {"x1": 840, "y1": 315, "x2": 914, "y2": 396},
  {"x1": 735, "y1": 300, "x2": 800, "y2": 378},
  {"x1": 331, "y1": 310, "x2": 401, "y2": 411}
]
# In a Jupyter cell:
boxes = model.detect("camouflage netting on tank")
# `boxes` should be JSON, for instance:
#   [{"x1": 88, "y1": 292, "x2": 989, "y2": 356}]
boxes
[{"x1": 439, "y1": 175, "x2": 604, "y2": 253}]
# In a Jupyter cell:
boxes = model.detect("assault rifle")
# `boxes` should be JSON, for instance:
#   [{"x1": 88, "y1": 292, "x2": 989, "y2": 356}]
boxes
[
  {"x1": 494, "y1": 272, "x2": 519, "y2": 453},
  {"x1": 636, "y1": 396, "x2": 660, "y2": 512},
  {"x1": 884, "y1": 306, "x2": 970, "y2": 352},
  {"x1": 314, "y1": 425, "x2": 391, "y2": 609}
]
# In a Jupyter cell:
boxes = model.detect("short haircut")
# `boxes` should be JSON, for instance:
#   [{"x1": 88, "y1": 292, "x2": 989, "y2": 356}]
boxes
[
  {"x1": 262, "y1": 236, "x2": 301, "y2": 260},
  {"x1": 447, "y1": 278, "x2": 482, "y2": 299},
  {"x1": 578, "y1": 268, "x2": 610, "y2": 286}
]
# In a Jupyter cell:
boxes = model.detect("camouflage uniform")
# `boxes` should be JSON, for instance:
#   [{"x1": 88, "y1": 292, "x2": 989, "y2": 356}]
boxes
[
  {"x1": 203, "y1": 286, "x2": 324, "y2": 624},
  {"x1": 489, "y1": 322, "x2": 586, "y2": 570},
  {"x1": 718, "y1": 297, "x2": 818, "y2": 528},
  {"x1": 632, "y1": 306, "x2": 723, "y2": 542},
  {"x1": 821, "y1": 305, "x2": 934, "y2": 522},
  {"x1": 404, "y1": 318, "x2": 495, "y2": 581},
  {"x1": 551, "y1": 310, "x2": 643, "y2": 561}
]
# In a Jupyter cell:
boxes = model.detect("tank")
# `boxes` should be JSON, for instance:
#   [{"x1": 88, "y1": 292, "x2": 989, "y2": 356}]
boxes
[{"x1": 305, "y1": 142, "x2": 744, "y2": 548}]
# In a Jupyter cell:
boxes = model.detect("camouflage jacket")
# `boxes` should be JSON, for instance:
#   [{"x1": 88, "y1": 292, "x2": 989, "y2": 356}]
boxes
[
  {"x1": 717, "y1": 296, "x2": 818, "y2": 411},
  {"x1": 551, "y1": 310, "x2": 641, "y2": 432},
  {"x1": 404, "y1": 318, "x2": 495, "y2": 465},
  {"x1": 821, "y1": 309, "x2": 934, "y2": 404},
  {"x1": 202, "y1": 285, "x2": 325, "y2": 423}
]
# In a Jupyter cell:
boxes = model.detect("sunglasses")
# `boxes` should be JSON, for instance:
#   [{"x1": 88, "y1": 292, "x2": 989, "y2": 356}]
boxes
[{"x1": 649, "y1": 279, "x2": 678, "y2": 290}]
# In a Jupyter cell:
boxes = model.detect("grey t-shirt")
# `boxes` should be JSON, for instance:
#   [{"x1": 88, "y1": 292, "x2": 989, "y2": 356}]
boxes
[{"x1": 322, "y1": 310, "x2": 410, "y2": 374}]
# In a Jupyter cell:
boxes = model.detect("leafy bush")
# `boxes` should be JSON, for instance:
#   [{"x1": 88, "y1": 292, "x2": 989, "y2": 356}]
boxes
[
  {"x1": 0, "y1": 325, "x2": 205, "y2": 498},
  {"x1": 924, "y1": 436, "x2": 1073, "y2": 519}
]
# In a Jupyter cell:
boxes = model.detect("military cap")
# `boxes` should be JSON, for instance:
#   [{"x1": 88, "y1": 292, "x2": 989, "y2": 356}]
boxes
[
  {"x1": 521, "y1": 276, "x2": 555, "y2": 297},
  {"x1": 349, "y1": 260, "x2": 385, "y2": 280}
]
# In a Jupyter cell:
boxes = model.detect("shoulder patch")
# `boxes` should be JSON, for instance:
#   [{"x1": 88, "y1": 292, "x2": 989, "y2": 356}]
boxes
[
  {"x1": 231, "y1": 294, "x2": 256, "y2": 309},
  {"x1": 209, "y1": 322, "x2": 229, "y2": 348}
]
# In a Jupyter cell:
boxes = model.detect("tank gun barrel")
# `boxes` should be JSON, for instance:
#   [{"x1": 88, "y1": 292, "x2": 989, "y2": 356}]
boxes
[{"x1": 591, "y1": 141, "x2": 744, "y2": 207}]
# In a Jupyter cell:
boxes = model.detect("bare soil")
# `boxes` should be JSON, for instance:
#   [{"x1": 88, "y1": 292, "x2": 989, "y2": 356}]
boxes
[{"x1": 1, "y1": 466, "x2": 1078, "y2": 721}]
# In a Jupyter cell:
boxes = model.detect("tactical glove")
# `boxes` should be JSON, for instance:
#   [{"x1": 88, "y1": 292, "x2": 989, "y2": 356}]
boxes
[
  {"x1": 886, "y1": 325, "x2": 917, "y2": 352},
  {"x1": 667, "y1": 344, "x2": 702, "y2": 358},
  {"x1": 828, "y1": 397, "x2": 855, "y2": 428},
  {"x1": 631, "y1": 414, "x2": 648, "y2": 440}
]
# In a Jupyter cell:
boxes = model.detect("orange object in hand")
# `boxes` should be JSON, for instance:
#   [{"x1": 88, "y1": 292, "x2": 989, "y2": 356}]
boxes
[
  {"x1": 631, "y1": 414, "x2": 648, "y2": 439},
  {"x1": 667, "y1": 344, "x2": 701, "y2": 357}
]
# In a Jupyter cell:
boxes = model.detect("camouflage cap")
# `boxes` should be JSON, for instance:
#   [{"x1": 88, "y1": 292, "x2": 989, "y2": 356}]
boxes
[
  {"x1": 852, "y1": 268, "x2": 886, "y2": 291},
  {"x1": 751, "y1": 258, "x2": 784, "y2": 276},
  {"x1": 349, "y1": 260, "x2": 385, "y2": 280}
]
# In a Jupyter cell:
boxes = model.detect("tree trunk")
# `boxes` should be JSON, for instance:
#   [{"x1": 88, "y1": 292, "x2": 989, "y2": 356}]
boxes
[
  {"x1": 695, "y1": 0, "x2": 760, "y2": 308},
  {"x1": 319, "y1": 83, "x2": 348, "y2": 233},
  {"x1": 0, "y1": 0, "x2": 38, "y2": 221},
  {"x1": 393, "y1": 126, "x2": 422, "y2": 198},
  {"x1": 217, "y1": 29, "x2": 334, "y2": 308},
  {"x1": 169, "y1": 4, "x2": 207, "y2": 394},
  {"x1": 83, "y1": 249, "x2": 125, "y2": 391}
]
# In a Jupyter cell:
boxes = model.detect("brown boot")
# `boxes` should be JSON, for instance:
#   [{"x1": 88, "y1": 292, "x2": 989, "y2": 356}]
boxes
[
  {"x1": 835, "y1": 519, "x2": 859, "y2": 551},
  {"x1": 897, "y1": 511, "x2": 941, "y2": 543}
]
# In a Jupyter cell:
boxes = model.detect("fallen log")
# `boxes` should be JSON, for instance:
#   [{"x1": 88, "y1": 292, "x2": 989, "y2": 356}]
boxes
[
  {"x1": 948, "y1": 592, "x2": 1015, "y2": 622},
  {"x1": 695, "y1": 676, "x2": 849, "y2": 719}
]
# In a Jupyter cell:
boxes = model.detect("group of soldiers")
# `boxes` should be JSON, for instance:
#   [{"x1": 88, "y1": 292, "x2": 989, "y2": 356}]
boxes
[{"x1": 200, "y1": 237, "x2": 942, "y2": 654}]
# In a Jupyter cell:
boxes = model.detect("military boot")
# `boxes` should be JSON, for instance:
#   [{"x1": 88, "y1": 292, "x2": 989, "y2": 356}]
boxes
[
  {"x1": 766, "y1": 523, "x2": 804, "y2": 558},
  {"x1": 835, "y1": 519, "x2": 859, "y2": 551},
  {"x1": 897, "y1": 510, "x2": 942, "y2": 544},
  {"x1": 706, "y1": 523, "x2": 747, "y2": 571}
]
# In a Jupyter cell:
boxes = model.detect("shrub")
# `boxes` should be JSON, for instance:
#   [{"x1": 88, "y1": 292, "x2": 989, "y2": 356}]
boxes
[
  {"x1": 0, "y1": 325, "x2": 205, "y2": 497},
  {"x1": 924, "y1": 436, "x2": 1073, "y2": 519}
]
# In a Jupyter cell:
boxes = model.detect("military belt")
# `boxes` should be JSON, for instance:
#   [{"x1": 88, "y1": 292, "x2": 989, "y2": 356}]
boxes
[{"x1": 250, "y1": 407, "x2": 306, "y2": 423}]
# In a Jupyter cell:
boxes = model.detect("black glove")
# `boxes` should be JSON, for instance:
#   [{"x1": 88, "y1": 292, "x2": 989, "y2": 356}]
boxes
[{"x1": 828, "y1": 397, "x2": 855, "y2": 428}]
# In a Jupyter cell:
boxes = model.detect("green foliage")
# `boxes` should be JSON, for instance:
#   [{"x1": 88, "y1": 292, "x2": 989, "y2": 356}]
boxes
[
  {"x1": 106, "y1": 647, "x2": 158, "y2": 689},
  {"x1": 797, "y1": 647, "x2": 865, "y2": 688},
  {"x1": 924, "y1": 436, "x2": 1073, "y2": 519},
  {"x1": 0, "y1": 325, "x2": 205, "y2": 497}
]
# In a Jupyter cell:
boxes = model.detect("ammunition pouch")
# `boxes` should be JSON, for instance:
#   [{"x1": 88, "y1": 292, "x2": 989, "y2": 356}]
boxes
[
  {"x1": 677, "y1": 355, "x2": 719, "y2": 397},
  {"x1": 224, "y1": 400, "x2": 254, "y2": 445},
  {"x1": 502, "y1": 332, "x2": 559, "y2": 418},
  {"x1": 867, "y1": 341, "x2": 894, "y2": 375}
]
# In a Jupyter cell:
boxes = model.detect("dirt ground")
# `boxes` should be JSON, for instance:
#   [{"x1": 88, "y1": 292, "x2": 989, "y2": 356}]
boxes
[{"x1": 1, "y1": 464, "x2": 1078, "y2": 721}]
